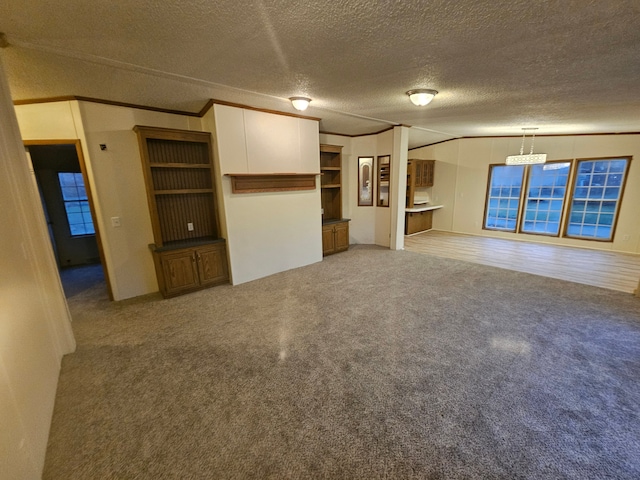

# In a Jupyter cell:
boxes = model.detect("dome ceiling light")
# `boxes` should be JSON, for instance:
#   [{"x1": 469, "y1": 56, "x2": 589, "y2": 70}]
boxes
[
  {"x1": 406, "y1": 89, "x2": 438, "y2": 106},
  {"x1": 290, "y1": 96, "x2": 311, "y2": 111}
]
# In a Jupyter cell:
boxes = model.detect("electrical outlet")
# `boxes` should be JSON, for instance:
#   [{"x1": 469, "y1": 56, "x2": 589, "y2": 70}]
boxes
[
  {"x1": 111, "y1": 217, "x2": 121, "y2": 227},
  {"x1": 622, "y1": 234, "x2": 630, "y2": 241},
  {"x1": 187, "y1": 222, "x2": 194, "y2": 231}
]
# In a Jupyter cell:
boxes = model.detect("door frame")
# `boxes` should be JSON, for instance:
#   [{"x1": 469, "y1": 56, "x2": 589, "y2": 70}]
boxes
[{"x1": 25, "y1": 139, "x2": 114, "y2": 301}]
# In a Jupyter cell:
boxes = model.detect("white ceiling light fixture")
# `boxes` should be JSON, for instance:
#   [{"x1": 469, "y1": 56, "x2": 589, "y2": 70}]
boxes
[
  {"x1": 506, "y1": 128, "x2": 547, "y2": 165},
  {"x1": 406, "y1": 89, "x2": 438, "y2": 106},
  {"x1": 290, "y1": 96, "x2": 311, "y2": 111}
]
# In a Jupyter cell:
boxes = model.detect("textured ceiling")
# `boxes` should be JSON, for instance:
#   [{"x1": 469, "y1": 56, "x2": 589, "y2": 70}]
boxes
[{"x1": 1, "y1": 0, "x2": 639, "y2": 148}]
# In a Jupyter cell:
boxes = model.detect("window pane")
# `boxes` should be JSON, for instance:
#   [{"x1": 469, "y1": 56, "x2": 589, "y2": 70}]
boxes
[
  {"x1": 565, "y1": 159, "x2": 628, "y2": 241},
  {"x1": 484, "y1": 165, "x2": 524, "y2": 232},
  {"x1": 578, "y1": 162, "x2": 593, "y2": 174},
  {"x1": 609, "y1": 160, "x2": 626, "y2": 173},
  {"x1": 57, "y1": 172, "x2": 95, "y2": 237},
  {"x1": 521, "y1": 162, "x2": 570, "y2": 236},
  {"x1": 604, "y1": 187, "x2": 619, "y2": 199},
  {"x1": 574, "y1": 187, "x2": 589, "y2": 198}
]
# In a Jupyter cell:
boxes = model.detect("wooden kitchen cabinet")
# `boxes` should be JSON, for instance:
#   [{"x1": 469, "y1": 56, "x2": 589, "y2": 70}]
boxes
[
  {"x1": 405, "y1": 210, "x2": 433, "y2": 235},
  {"x1": 406, "y1": 159, "x2": 435, "y2": 207},
  {"x1": 417, "y1": 159, "x2": 435, "y2": 187}
]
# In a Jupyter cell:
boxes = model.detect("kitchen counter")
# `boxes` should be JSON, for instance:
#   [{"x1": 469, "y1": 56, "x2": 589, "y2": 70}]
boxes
[{"x1": 405, "y1": 204, "x2": 443, "y2": 213}]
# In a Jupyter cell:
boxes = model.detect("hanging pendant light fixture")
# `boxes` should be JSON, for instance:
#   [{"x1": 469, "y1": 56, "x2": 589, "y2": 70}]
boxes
[
  {"x1": 290, "y1": 96, "x2": 311, "y2": 111},
  {"x1": 505, "y1": 128, "x2": 547, "y2": 165}
]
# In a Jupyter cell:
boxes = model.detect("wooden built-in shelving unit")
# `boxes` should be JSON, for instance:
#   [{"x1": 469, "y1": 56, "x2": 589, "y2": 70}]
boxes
[
  {"x1": 134, "y1": 125, "x2": 229, "y2": 297},
  {"x1": 320, "y1": 144, "x2": 349, "y2": 255}
]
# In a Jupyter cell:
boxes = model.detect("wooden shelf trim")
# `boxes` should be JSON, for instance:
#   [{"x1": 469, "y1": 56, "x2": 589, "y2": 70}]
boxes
[
  {"x1": 226, "y1": 173, "x2": 319, "y2": 193},
  {"x1": 150, "y1": 163, "x2": 211, "y2": 169},
  {"x1": 154, "y1": 188, "x2": 214, "y2": 195}
]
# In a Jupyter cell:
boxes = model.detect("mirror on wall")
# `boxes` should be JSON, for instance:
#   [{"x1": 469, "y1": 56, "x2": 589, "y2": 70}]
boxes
[
  {"x1": 377, "y1": 155, "x2": 390, "y2": 207},
  {"x1": 358, "y1": 156, "x2": 374, "y2": 206}
]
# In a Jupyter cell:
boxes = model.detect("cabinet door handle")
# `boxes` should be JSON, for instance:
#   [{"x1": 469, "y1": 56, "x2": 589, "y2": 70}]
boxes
[
  {"x1": 196, "y1": 251, "x2": 201, "y2": 262},
  {"x1": 191, "y1": 254, "x2": 197, "y2": 263}
]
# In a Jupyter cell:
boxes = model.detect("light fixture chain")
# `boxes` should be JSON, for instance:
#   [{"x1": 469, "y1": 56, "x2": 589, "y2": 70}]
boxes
[{"x1": 530, "y1": 130, "x2": 536, "y2": 154}]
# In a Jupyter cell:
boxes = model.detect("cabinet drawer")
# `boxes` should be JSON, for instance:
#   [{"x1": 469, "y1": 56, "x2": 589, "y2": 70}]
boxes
[{"x1": 405, "y1": 210, "x2": 433, "y2": 235}]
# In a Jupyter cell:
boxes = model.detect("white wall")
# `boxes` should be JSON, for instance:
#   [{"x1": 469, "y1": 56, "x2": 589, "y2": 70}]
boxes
[
  {"x1": 0, "y1": 59, "x2": 75, "y2": 480},
  {"x1": 76, "y1": 102, "x2": 204, "y2": 298},
  {"x1": 15, "y1": 100, "x2": 205, "y2": 300},
  {"x1": 375, "y1": 130, "x2": 394, "y2": 247},
  {"x1": 209, "y1": 105, "x2": 323, "y2": 284},
  {"x1": 411, "y1": 134, "x2": 640, "y2": 254},
  {"x1": 347, "y1": 136, "x2": 378, "y2": 244}
]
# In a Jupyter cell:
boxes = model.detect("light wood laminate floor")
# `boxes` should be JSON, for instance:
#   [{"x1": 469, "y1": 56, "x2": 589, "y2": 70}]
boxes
[{"x1": 404, "y1": 230, "x2": 640, "y2": 294}]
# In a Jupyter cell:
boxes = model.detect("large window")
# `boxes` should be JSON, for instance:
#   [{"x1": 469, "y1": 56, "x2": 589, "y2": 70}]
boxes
[
  {"x1": 58, "y1": 172, "x2": 95, "y2": 236},
  {"x1": 521, "y1": 162, "x2": 571, "y2": 236},
  {"x1": 566, "y1": 158, "x2": 628, "y2": 241},
  {"x1": 483, "y1": 157, "x2": 629, "y2": 241},
  {"x1": 484, "y1": 165, "x2": 524, "y2": 231}
]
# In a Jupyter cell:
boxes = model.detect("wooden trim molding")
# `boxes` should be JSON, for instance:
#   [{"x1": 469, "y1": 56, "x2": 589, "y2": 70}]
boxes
[
  {"x1": 320, "y1": 126, "x2": 396, "y2": 138},
  {"x1": 15, "y1": 95, "x2": 203, "y2": 117},
  {"x1": 409, "y1": 132, "x2": 640, "y2": 150},
  {"x1": 14, "y1": 96, "x2": 322, "y2": 122},
  {"x1": 211, "y1": 99, "x2": 321, "y2": 121},
  {"x1": 24, "y1": 139, "x2": 115, "y2": 301},
  {"x1": 225, "y1": 173, "x2": 319, "y2": 193}
]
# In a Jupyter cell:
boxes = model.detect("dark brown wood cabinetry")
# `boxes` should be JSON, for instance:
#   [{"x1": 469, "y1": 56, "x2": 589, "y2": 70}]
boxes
[
  {"x1": 135, "y1": 125, "x2": 229, "y2": 297},
  {"x1": 322, "y1": 221, "x2": 349, "y2": 256},
  {"x1": 405, "y1": 210, "x2": 433, "y2": 235},
  {"x1": 320, "y1": 144, "x2": 349, "y2": 256},
  {"x1": 406, "y1": 159, "x2": 435, "y2": 208},
  {"x1": 150, "y1": 241, "x2": 228, "y2": 298},
  {"x1": 405, "y1": 159, "x2": 438, "y2": 235}
]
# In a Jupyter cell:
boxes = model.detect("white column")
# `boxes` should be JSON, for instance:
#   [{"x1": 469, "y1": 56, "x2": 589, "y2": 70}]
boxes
[{"x1": 390, "y1": 125, "x2": 409, "y2": 250}]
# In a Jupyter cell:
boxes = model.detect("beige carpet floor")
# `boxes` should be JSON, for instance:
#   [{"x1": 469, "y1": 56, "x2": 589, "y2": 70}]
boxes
[{"x1": 45, "y1": 245, "x2": 640, "y2": 479}]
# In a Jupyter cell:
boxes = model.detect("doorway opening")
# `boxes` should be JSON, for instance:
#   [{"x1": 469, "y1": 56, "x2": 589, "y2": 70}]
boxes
[{"x1": 26, "y1": 140, "x2": 113, "y2": 300}]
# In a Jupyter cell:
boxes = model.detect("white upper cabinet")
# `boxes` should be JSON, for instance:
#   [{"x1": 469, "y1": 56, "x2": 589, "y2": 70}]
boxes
[{"x1": 214, "y1": 104, "x2": 319, "y2": 174}]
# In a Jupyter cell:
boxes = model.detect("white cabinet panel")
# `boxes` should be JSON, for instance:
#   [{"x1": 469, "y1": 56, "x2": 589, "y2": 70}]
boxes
[
  {"x1": 214, "y1": 105, "x2": 249, "y2": 174},
  {"x1": 244, "y1": 110, "x2": 298, "y2": 173},
  {"x1": 299, "y1": 118, "x2": 320, "y2": 173}
]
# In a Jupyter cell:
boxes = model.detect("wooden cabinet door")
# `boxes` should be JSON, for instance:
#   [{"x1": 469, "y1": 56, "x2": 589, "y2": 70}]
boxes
[
  {"x1": 414, "y1": 161, "x2": 423, "y2": 187},
  {"x1": 322, "y1": 224, "x2": 335, "y2": 256},
  {"x1": 160, "y1": 249, "x2": 199, "y2": 296},
  {"x1": 422, "y1": 160, "x2": 434, "y2": 187},
  {"x1": 196, "y1": 243, "x2": 229, "y2": 286},
  {"x1": 405, "y1": 210, "x2": 433, "y2": 235},
  {"x1": 334, "y1": 222, "x2": 349, "y2": 252}
]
